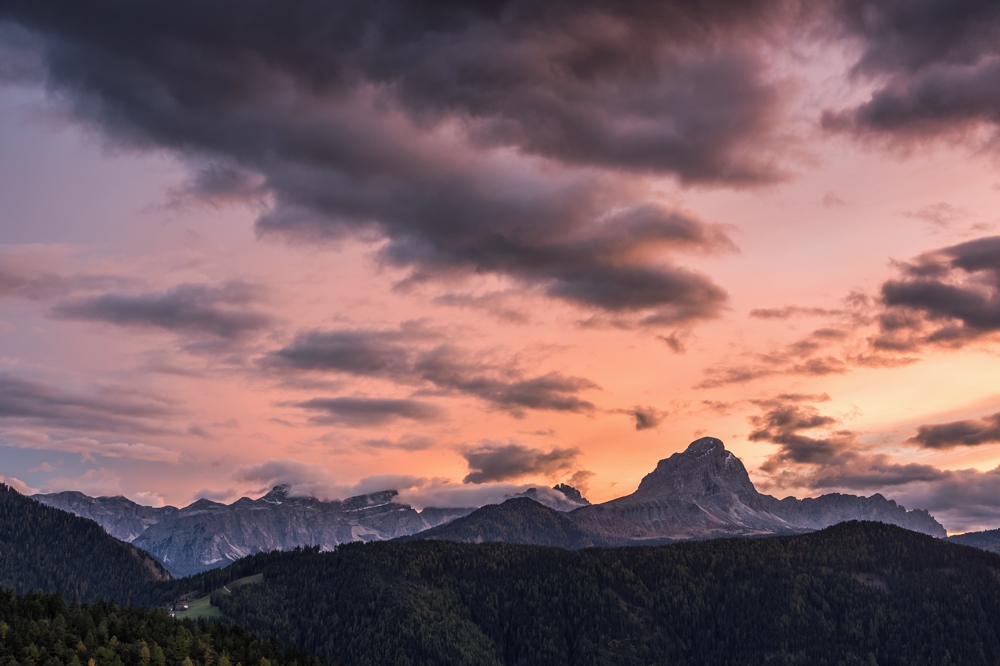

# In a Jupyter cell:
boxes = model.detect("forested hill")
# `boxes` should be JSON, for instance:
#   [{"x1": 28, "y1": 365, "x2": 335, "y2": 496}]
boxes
[
  {"x1": 948, "y1": 527, "x2": 1000, "y2": 554},
  {"x1": 0, "y1": 587, "x2": 332, "y2": 666},
  {"x1": 183, "y1": 522, "x2": 1000, "y2": 666},
  {"x1": 0, "y1": 484, "x2": 170, "y2": 604},
  {"x1": 395, "y1": 497, "x2": 600, "y2": 548}
]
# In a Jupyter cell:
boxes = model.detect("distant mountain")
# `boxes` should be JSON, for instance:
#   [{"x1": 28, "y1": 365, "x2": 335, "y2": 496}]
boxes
[
  {"x1": 397, "y1": 497, "x2": 597, "y2": 548},
  {"x1": 0, "y1": 483, "x2": 170, "y2": 605},
  {"x1": 31, "y1": 437, "x2": 946, "y2": 574},
  {"x1": 948, "y1": 528, "x2": 1000, "y2": 554},
  {"x1": 572, "y1": 437, "x2": 799, "y2": 541},
  {"x1": 33, "y1": 490, "x2": 178, "y2": 541},
  {"x1": 508, "y1": 484, "x2": 590, "y2": 511},
  {"x1": 407, "y1": 437, "x2": 945, "y2": 548},
  {"x1": 131, "y1": 487, "x2": 436, "y2": 576},
  {"x1": 760, "y1": 492, "x2": 945, "y2": 536}
]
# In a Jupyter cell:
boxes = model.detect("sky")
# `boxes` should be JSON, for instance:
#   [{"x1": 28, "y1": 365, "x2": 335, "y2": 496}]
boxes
[{"x1": 1, "y1": 0, "x2": 1000, "y2": 533}]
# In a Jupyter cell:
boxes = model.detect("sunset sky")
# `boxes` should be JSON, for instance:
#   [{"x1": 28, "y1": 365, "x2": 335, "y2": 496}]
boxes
[{"x1": 2, "y1": 0, "x2": 1000, "y2": 533}]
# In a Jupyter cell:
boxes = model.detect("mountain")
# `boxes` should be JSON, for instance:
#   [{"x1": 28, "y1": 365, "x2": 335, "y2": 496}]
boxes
[
  {"x1": 31, "y1": 437, "x2": 945, "y2": 574},
  {"x1": 34, "y1": 485, "x2": 470, "y2": 577},
  {"x1": 397, "y1": 497, "x2": 597, "y2": 548},
  {"x1": 508, "y1": 484, "x2": 590, "y2": 511},
  {"x1": 33, "y1": 490, "x2": 178, "y2": 541},
  {"x1": 130, "y1": 486, "x2": 433, "y2": 576},
  {"x1": 570, "y1": 436, "x2": 945, "y2": 542},
  {"x1": 0, "y1": 483, "x2": 170, "y2": 605},
  {"x1": 948, "y1": 527, "x2": 1000, "y2": 554},
  {"x1": 184, "y1": 522, "x2": 1000, "y2": 665},
  {"x1": 572, "y1": 437, "x2": 799, "y2": 541},
  {"x1": 760, "y1": 492, "x2": 945, "y2": 536}
]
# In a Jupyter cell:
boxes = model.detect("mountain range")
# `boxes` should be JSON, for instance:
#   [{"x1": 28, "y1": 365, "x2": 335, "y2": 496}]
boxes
[{"x1": 34, "y1": 436, "x2": 946, "y2": 575}]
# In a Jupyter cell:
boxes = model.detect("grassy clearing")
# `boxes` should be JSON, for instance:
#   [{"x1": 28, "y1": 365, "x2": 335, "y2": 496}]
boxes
[
  {"x1": 175, "y1": 573, "x2": 264, "y2": 620},
  {"x1": 175, "y1": 595, "x2": 222, "y2": 620}
]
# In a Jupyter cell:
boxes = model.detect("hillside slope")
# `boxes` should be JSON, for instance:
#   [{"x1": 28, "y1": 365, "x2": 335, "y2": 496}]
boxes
[
  {"x1": 175, "y1": 521, "x2": 1000, "y2": 666},
  {"x1": 0, "y1": 484, "x2": 170, "y2": 604},
  {"x1": 396, "y1": 497, "x2": 597, "y2": 548}
]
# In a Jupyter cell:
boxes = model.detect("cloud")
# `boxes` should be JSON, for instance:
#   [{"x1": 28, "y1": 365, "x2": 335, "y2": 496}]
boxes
[
  {"x1": 888, "y1": 467, "x2": 1000, "y2": 533},
  {"x1": 267, "y1": 326, "x2": 598, "y2": 416},
  {"x1": 234, "y1": 458, "x2": 345, "y2": 499},
  {"x1": 361, "y1": 435, "x2": 435, "y2": 452},
  {"x1": 618, "y1": 405, "x2": 667, "y2": 430},
  {"x1": 0, "y1": 373, "x2": 175, "y2": 435},
  {"x1": 822, "y1": 191, "x2": 849, "y2": 207},
  {"x1": 461, "y1": 440, "x2": 580, "y2": 484},
  {"x1": 0, "y1": 246, "x2": 131, "y2": 302},
  {"x1": 1, "y1": 431, "x2": 180, "y2": 463},
  {"x1": 193, "y1": 488, "x2": 236, "y2": 502},
  {"x1": 697, "y1": 326, "x2": 852, "y2": 388},
  {"x1": 432, "y1": 291, "x2": 530, "y2": 325},
  {"x1": 872, "y1": 235, "x2": 1000, "y2": 351},
  {"x1": 903, "y1": 203, "x2": 970, "y2": 229},
  {"x1": 52, "y1": 282, "x2": 273, "y2": 344},
  {"x1": 293, "y1": 396, "x2": 443, "y2": 427},
  {"x1": 0, "y1": 0, "x2": 799, "y2": 326},
  {"x1": 748, "y1": 399, "x2": 945, "y2": 492},
  {"x1": 907, "y1": 411, "x2": 1000, "y2": 449},
  {"x1": 0, "y1": 475, "x2": 40, "y2": 495},
  {"x1": 749, "y1": 305, "x2": 844, "y2": 319},
  {"x1": 41, "y1": 468, "x2": 124, "y2": 498},
  {"x1": 396, "y1": 480, "x2": 567, "y2": 511},
  {"x1": 822, "y1": 0, "x2": 1000, "y2": 144}
]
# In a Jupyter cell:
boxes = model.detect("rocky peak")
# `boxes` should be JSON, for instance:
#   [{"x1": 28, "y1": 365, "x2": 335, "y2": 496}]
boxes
[
  {"x1": 624, "y1": 436, "x2": 764, "y2": 509},
  {"x1": 553, "y1": 484, "x2": 590, "y2": 505},
  {"x1": 259, "y1": 484, "x2": 291, "y2": 503}
]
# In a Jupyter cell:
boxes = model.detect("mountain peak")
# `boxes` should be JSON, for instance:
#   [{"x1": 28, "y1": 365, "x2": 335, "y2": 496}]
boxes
[
  {"x1": 620, "y1": 437, "x2": 762, "y2": 508},
  {"x1": 685, "y1": 436, "x2": 725, "y2": 453}
]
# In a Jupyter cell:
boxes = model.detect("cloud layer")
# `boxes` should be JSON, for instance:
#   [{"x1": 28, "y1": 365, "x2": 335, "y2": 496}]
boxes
[{"x1": 0, "y1": 0, "x2": 787, "y2": 326}]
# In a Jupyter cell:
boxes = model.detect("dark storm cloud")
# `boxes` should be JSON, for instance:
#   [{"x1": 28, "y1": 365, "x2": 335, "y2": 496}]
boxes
[
  {"x1": 461, "y1": 440, "x2": 580, "y2": 484},
  {"x1": 872, "y1": 236, "x2": 1000, "y2": 351},
  {"x1": 823, "y1": 0, "x2": 1000, "y2": 140},
  {"x1": 907, "y1": 411, "x2": 1000, "y2": 449},
  {"x1": 294, "y1": 397, "x2": 442, "y2": 427},
  {"x1": 0, "y1": 0, "x2": 800, "y2": 325},
  {"x1": 0, "y1": 373, "x2": 174, "y2": 435},
  {"x1": 267, "y1": 326, "x2": 598, "y2": 416},
  {"x1": 52, "y1": 282, "x2": 273, "y2": 342}
]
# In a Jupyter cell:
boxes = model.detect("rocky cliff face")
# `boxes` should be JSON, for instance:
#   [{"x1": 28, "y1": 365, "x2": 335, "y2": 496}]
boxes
[
  {"x1": 130, "y1": 487, "x2": 435, "y2": 576},
  {"x1": 35, "y1": 486, "x2": 454, "y2": 577},
  {"x1": 572, "y1": 437, "x2": 945, "y2": 542},
  {"x1": 571, "y1": 437, "x2": 799, "y2": 540},
  {"x1": 32, "y1": 491, "x2": 178, "y2": 542},
  {"x1": 760, "y1": 493, "x2": 946, "y2": 538}
]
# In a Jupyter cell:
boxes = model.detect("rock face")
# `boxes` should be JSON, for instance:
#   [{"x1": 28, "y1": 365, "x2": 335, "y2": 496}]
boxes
[
  {"x1": 35, "y1": 485, "x2": 459, "y2": 577},
  {"x1": 760, "y1": 493, "x2": 946, "y2": 537},
  {"x1": 573, "y1": 437, "x2": 945, "y2": 541},
  {"x1": 508, "y1": 484, "x2": 590, "y2": 511},
  {"x1": 133, "y1": 487, "x2": 436, "y2": 576},
  {"x1": 32, "y1": 491, "x2": 178, "y2": 542}
]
